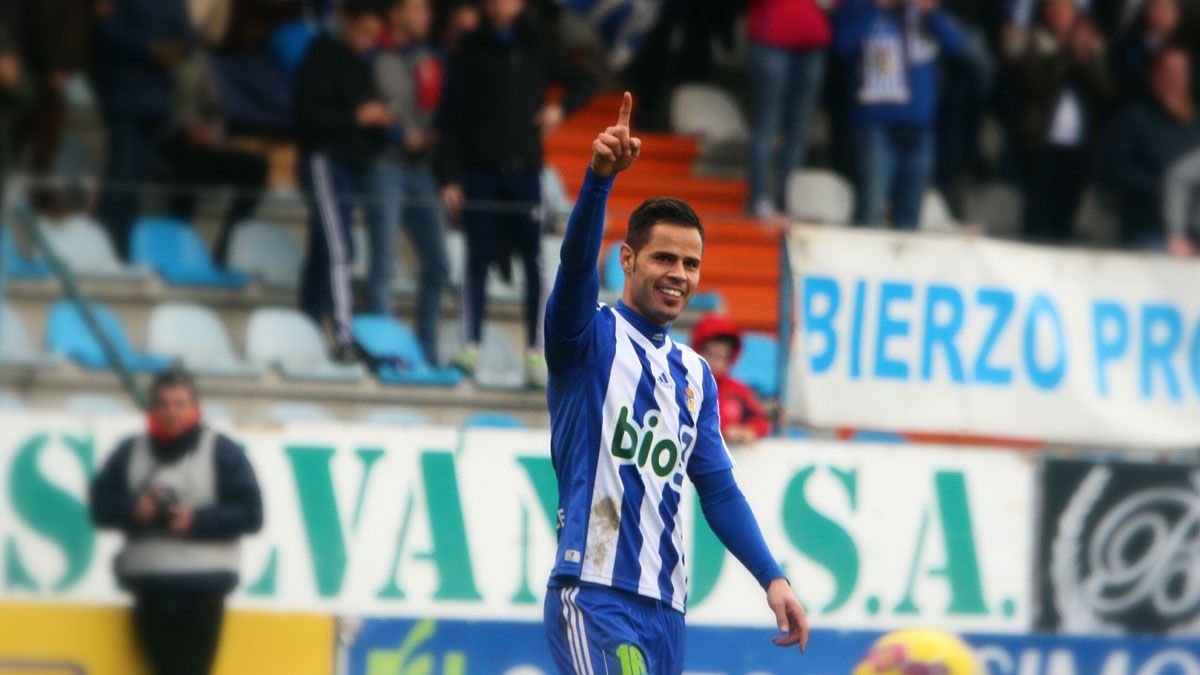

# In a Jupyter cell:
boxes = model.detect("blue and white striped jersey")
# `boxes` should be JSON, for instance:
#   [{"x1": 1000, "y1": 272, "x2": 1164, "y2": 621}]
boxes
[{"x1": 544, "y1": 170, "x2": 734, "y2": 613}]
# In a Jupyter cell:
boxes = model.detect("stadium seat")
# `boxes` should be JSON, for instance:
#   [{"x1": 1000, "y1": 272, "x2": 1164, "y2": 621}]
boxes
[
  {"x1": 264, "y1": 401, "x2": 333, "y2": 422},
  {"x1": 670, "y1": 84, "x2": 750, "y2": 144},
  {"x1": 1, "y1": 229, "x2": 51, "y2": 280},
  {"x1": 352, "y1": 315, "x2": 461, "y2": 386},
  {"x1": 919, "y1": 191, "x2": 961, "y2": 233},
  {"x1": 731, "y1": 332, "x2": 779, "y2": 399},
  {"x1": 202, "y1": 400, "x2": 235, "y2": 422},
  {"x1": 42, "y1": 215, "x2": 152, "y2": 282},
  {"x1": 130, "y1": 217, "x2": 248, "y2": 288},
  {"x1": 475, "y1": 325, "x2": 527, "y2": 389},
  {"x1": 601, "y1": 243, "x2": 720, "y2": 310},
  {"x1": 46, "y1": 300, "x2": 169, "y2": 372},
  {"x1": 464, "y1": 412, "x2": 525, "y2": 428},
  {"x1": 1, "y1": 304, "x2": 61, "y2": 369},
  {"x1": 849, "y1": 430, "x2": 906, "y2": 444},
  {"x1": 351, "y1": 224, "x2": 370, "y2": 281},
  {"x1": 786, "y1": 170, "x2": 854, "y2": 225},
  {"x1": 0, "y1": 390, "x2": 25, "y2": 410},
  {"x1": 227, "y1": 220, "x2": 303, "y2": 290},
  {"x1": 61, "y1": 393, "x2": 137, "y2": 415},
  {"x1": 244, "y1": 308, "x2": 366, "y2": 382},
  {"x1": 363, "y1": 406, "x2": 432, "y2": 426},
  {"x1": 147, "y1": 303, "x2": 262, "y2": 378}
]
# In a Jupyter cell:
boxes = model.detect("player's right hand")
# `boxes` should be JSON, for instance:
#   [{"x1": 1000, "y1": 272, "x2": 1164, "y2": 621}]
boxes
[
  {"x1": 591, "y1": 91, "x2": 642, "y2": 177},
  {"x1": 767, "y1": 578, "x2": 809, "y2": 653}
]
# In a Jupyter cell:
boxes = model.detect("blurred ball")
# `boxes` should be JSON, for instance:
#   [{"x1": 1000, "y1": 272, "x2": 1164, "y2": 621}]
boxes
[{"x1": 852, "y1": 628, "x2": 980, "y2": 675}]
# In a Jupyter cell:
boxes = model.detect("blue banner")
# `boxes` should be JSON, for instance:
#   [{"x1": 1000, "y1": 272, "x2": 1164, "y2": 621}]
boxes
[{"x1": 345, "y1": 618, "x2": 1200, "y2": 674}]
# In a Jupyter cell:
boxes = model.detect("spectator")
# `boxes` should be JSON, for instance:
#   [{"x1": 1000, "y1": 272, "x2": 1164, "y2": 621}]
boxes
[
  {"x1": 89, "y1": 369, "x2": 262, "y2": 675},
  {"x1": 1103, "y1": 46, "x2": 1200, "y2": 248},
  {"x1": 159, "y1": 50, "x2": 270, "y2": 266},
  {"x1": 691, "y1": 314, "x2": 772, "y2": 445},
  {"x1": 437, "y1": 0, "x2": 594, "y2": 388},
  {"x1": 1010, "y1": 0, "x2": 1114, "y2": 243},
  {"x1": 435, "y1": 0, "x2": 480, "y2": 53},
  {"x1": 17, "y1": 0, "x2": 90, "y2": 212},
  {"x1": 90, "y1": 0, "x2": 192, "y2": 260},
  {"x1": 366, "y1": 0, "x2": 450, "y2": 364},
  {"x1": 745, "y1": 0, "x2": 833, "y2": 220},
  {"x1": 1164, "y1": 146, "x2": 1200, "y2": 254},
  {"x1": 1110, "y1": 0, "x2": 1180, "y2": 100},
  {"x1": 0, "y1": 20, "x2": 32, "y2": 197},
  {"x1": 293, "y1": 0, "x2": 389, "y2": 362},
  {"x1": 834, "y1": 0, "x2": 965, "y2": 230}
]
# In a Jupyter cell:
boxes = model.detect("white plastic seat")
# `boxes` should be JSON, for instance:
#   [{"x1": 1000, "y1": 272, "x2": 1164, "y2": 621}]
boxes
[
  {"x1": 42, "y1": 215, "x2": 153, "y2": 282},
  {"x1": 245, "y1": 308, "x2": 366, "y2": 382},
  {"x1": 1, "y1": 304, "x2": 61, "y2": 369},
  {"x1": 147, "y1": 303, "x2": 262, "y2": 378},
  {"x1": 476, "y1": 326, "x2": 526, "y2": 389},
  {"x1": 786, "y1": 169, "x2": 855, "y2": 224},
  {"x1": 227, "y1": 220, "x2": 304, "y2": 289},
  {"x1": 670, "y1": 84, "x2": 750, "y2": 143},
  {"x1": 363, "y1": 406, "x2": 432, "y2": 426},
  {"x1": 0, "y1": 390, "x2": 25, "y2": 410},
  {"x1": 919, "y1": 190, "x2": 962, "y2": 233}
]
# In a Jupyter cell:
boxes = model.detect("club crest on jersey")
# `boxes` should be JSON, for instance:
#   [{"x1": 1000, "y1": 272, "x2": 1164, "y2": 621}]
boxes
[
  {"x1": 610, "y1": 406, "x2": 696, "y2": 478},
  {"x1": 685, "y1": 386, "x2": 697, "y2": 415}
]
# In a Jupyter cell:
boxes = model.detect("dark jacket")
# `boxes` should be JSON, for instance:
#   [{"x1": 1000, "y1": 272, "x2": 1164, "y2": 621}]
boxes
[
  {"x1": 90, "y1": 0, "x2": 191, "y2": 118},
  {"x1": 89, "y1": 425, "x2": 263, "y2": 596},
  {"x1": 1103, "y1": 98, "x2": 1200, "y2": 244},
  {"x1": 1010, "y1": 27, "x2": 1114, "y2": 152},
  {"x1": 437, "y1": 18, "x2": 594, "y2": 184},
  {"x1": 293, "y1": 31, "x2": 383, "y2": 171},
  {"x1": 21, "y1": 0, "x2": 90, "y2": 76}
]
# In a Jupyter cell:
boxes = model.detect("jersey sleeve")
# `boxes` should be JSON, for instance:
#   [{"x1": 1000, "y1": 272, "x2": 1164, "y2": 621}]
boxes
[
  {"x1": 544, "y1": 166, "x2": 616, "y2": 371},
  {"x1": 687, "y1": 363, "x2": 736, "y2": 477}
]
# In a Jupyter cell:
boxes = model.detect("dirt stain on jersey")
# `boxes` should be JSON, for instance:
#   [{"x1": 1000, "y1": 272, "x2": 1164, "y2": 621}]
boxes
[{"x1": 587, "y1": 496, "x2": 621, "y2": 564}]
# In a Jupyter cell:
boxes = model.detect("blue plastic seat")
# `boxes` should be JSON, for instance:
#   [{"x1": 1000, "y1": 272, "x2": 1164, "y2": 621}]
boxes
[
  {"x1": 352, "y1": 315, "x2": 461, "y2": 387},
  {"x1": 601, "y1": 242, "x2": 721, "y2": 310},
  {"x1": 131, "y1": 217, "x2": 247, "y2": 288},
  {"x1": 46, "y1": 300, "x2": 169, "y2": 372},
  {"x1": 464, "y1": 412, "x2": 525, "y2": 429},
  {"x1": 730, "y1": 332, "x2": 778, "y2": 398},
  {"x1": 2, "y1": 229, "x2": 51, "y2": 280},
  {"x1": 848, "y1": 430, "x2": 906, "y2": 444}
]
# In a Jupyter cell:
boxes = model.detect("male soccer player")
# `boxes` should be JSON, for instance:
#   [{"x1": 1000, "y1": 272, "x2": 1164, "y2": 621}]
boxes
[{"x1": 542, "y1": 93, "x2": 808, "y2": 674}]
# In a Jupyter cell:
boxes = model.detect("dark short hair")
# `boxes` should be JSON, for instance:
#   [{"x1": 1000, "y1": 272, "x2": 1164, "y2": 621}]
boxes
[
  {"x1": 150, "y1": 367, "x2": 199, "y2": 404},
  {"x1": 340, "y1": 0, "x2": 386, "y2": 19},
  {"x1": 625, "y1": 197, "x2": 704, "y2": 252}
]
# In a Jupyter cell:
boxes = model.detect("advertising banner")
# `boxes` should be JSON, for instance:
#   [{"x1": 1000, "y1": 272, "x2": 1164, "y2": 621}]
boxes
[
  {"x1": 786, "y1": 227, "x2": 1200, "y2": 447},
  {"x1": 342, "y1": 618, "x2": 1200, "y2": 675},
  {"x1": 0, "y1": 413, "x2": 1031, "y2": 633},
  {"x1": 1036, "y1": 459, "x2": 1200, "y2": 636}
]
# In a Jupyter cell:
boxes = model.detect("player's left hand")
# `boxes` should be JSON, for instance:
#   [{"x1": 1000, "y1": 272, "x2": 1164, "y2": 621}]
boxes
[{"x1": 766, "y1": 578, "x2": 809, "y2": 652}]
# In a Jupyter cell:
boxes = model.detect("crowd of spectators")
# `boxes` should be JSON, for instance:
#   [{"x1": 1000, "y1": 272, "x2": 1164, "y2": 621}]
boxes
[{"x1": 1, "y1": 0, "x2": 1200, "y2": 374}]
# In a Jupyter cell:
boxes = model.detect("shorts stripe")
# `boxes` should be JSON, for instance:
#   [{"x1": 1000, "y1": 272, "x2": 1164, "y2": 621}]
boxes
[
  {"x1": 561, "y1": 589, "x2": 587, "y2": 674},
  {"x1": 564, "y1": 588, "x2": 596, "y2": 675}
]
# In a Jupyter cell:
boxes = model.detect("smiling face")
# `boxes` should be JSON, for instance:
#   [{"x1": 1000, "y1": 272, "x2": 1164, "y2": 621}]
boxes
[{"x1": 620, "y1": 222, "x2": 704, "y2": 326}]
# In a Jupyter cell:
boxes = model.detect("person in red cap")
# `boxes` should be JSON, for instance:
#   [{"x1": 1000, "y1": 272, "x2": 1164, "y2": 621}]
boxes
[{"x1": 691, "y1": 314, "x2": 773, "y2": 445}]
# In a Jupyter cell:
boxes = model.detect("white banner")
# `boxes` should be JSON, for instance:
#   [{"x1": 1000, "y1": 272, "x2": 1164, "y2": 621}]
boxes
[
  {"x1": 0, "y1": 413, "x2": 1032, "y2": 632},
  {"x1": 786, "y1": 227, "x2": 1200, "y2": 448}
]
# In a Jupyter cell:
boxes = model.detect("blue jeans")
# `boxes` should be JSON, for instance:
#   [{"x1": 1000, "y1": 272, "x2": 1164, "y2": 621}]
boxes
[
  {"x1": 852, "y1": 124, "x2": 935, "y2": 230},
  {"x1": 747, "y1": 44, "x2": 826, "y2": 212},
  {"x1": 366, "y1": 158, "x2": 450, "y2": 364}
]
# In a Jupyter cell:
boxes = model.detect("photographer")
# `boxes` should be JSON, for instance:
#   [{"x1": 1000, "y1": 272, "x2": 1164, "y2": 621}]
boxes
[{"x1": 89, "y1": 369, "x2": 263, "y2": 675}]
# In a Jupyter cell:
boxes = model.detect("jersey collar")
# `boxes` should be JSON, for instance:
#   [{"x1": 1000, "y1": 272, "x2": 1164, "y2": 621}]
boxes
[{"x1": 616, "y1": 300, "x2": 670, "y2": 347}]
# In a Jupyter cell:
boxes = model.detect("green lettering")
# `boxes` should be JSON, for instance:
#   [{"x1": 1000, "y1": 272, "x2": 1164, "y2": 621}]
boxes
[
  {"x1": 611, "y1": 407, "x2": 637, "y2": 459},
  {"x1": 895, "y1": 471, "x2": 989, "y2": 615},
  {"x1": 286, "y1": 445, "x2": 383, "y2": 596},
  {"x1": 7, "y1": 434, "x2": 95, "y2": 591},
  {"x1": 636, "y1": 413, "x2": 657, "y2": 467},
  {"x1": 650, "y1": 439, "x2": 677, "y2": 477},
  {"x1": 617, "y1": 644, "x2": 647, "y2": 675},
  {"x1": 781, "y1": 466, "x2": 859, "y2": 613},
  {"x1": 512, "y1": 456, "x2": 558, "y2": 604}
]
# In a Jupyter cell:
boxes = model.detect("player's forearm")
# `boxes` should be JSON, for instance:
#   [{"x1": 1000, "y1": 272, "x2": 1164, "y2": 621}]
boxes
[
  {"x1": 559, "y1": 166, "x2": 616, "y2": 275},
  {"x1": 693, "y1": 469, "x2": 786, "y2": 589}
]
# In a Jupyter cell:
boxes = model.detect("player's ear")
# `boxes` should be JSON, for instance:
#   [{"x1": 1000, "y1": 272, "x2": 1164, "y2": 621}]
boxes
[{"x1": 620, "y1": 242, "x2": 635, "y2": 274}]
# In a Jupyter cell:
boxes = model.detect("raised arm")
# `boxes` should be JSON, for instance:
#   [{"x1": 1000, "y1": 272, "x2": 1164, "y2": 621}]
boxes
[{"x1": 545, "y1": 93, "x2": 642, "y2": 357}]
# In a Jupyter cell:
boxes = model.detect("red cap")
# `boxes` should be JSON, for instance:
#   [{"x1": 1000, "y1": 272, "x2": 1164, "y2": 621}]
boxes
[{"x1": 691, "y1": 314, "x2": 742, "y2": 360}]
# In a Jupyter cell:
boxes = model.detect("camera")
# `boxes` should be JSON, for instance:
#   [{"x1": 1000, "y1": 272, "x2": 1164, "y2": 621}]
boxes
[{"x1": 149, "y1": 488, "x2": 181, "y2": 531}]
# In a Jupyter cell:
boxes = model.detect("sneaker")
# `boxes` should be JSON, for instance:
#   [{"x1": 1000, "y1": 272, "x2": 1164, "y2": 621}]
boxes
[
  {"x1": 526, "y1": 349, "x2": 548, "y2": 389},
  {"x1": 332, "y1": 341, "x2": 379, "y2": 369},
  {"x1": 452, "y1": 344, "x2": 480, "y2": 375}
]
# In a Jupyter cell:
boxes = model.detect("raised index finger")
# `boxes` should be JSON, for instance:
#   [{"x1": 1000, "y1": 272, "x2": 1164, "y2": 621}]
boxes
[{"x1": 617, "y1": 91, "x2": 633, "y2": 128}]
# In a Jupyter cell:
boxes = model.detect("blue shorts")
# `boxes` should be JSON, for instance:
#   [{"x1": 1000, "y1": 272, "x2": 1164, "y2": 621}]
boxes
[{"x1": 543, "y1": 584, "x2": 685, "y2": 675}]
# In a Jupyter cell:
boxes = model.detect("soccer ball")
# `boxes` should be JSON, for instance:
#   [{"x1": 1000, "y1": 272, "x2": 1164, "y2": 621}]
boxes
[{"x1": 852, "y1": 628, "x2": 981, "y2": 675}]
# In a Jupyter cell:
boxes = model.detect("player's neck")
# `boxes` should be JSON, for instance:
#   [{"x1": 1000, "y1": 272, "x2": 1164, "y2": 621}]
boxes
[{"x1": 616, "y1": 300, "x2": 669, "y2": 347}]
